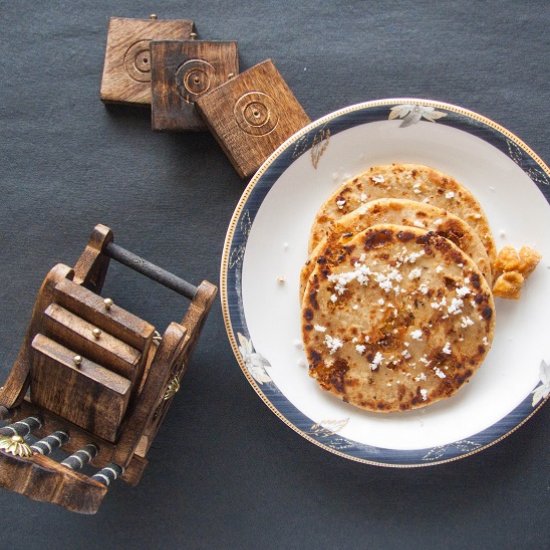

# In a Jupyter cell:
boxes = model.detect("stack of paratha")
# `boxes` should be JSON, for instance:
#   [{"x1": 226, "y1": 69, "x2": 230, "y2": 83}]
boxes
[{"x1": 301, "y1": 164, "x2": 498, "y2": 412}]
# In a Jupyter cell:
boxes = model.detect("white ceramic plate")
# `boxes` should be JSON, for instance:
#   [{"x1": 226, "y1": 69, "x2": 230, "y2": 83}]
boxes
[{"x1": 221, "y1": 99, "x2": 550, "y2": 466}]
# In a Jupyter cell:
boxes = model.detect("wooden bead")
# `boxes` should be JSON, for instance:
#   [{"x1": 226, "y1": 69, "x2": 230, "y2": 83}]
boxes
[
  {"x1": 150, "y1": 40, "x2": 239, "y2": 132},
  {"x1": 100, "y1": 16, "x2": 196, "y2": 105},
  {"x1": 195, "y1": 59, "x2": 310, "y2": 178}
]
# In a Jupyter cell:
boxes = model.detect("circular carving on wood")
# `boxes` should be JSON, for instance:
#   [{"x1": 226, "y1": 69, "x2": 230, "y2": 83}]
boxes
[
  {"x1": 234, "y1": 92, "x2": 279, "y2": 136},
  {"x1": 176, "y1": 59, "x2": 215, "y2": 102},
  {"x1": 124, "y1": 40, "x2": 153, "y2": 82}
]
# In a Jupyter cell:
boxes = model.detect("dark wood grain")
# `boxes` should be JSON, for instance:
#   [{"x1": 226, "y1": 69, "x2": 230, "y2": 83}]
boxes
[
  {"x1": 100, "y1": 16, "x2": 196, "y2": 105},
  {"x1": 0, "y1": 264, "x2": 73, "y2": 409},
  {"x1": 140, "y1": 280, "x2": 218, "y2": 453},
  {"x1": 43, "y1": 303, "x2": 142, "y2": 382},
  {"x1": 113, "y1": 322, "x2": 187, "y2": 467},
  {"x1": 196, "y1": 59, "x2": 310, "y2": 177},
  {"x1": 54, "y1": 278, "x2": 155, "y2": 351},
  {"x1": 73, "y1": 224, "x2": 113, "y2": 292},
  {"x1": 0, "y1": 449, "x2": 108, "y2": 515},
  {"x1": 151, "y1": 40, "x2": 239, "y2": 131},
  {"x1": 30, "y1": 334, "x2": 132, "y2": 442}
]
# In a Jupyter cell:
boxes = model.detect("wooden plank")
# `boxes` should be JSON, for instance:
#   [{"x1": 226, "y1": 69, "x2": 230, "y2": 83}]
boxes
[
  {"x1": 151, "y1": 40, "x2": 239, "y2": 131},
  {"x1": 44, "y1": 303, "x2": 141, "y2": 383},
  {"x1": 30, "y1": 335, "x2": 131, "y2": 442},
  {"x1": 113, "y1": 323, "x2": 187, "y2": 467},
  {"x1": 100, "y1": 16, "x2": 196, "y2": 105},
  {"x1": 0, "y1": 264, "x2": 73, "y2": 409},
  {"x1": 54, "y1": 278, "x2": 155, "y2": 351},
  {"x1": 120, "y1": 454, "x2": 148, "y2": 486},
  {"x1": 72, "y1": 224, "x2": 112, "y2": 293},
  {"x1": 0, "y1": 450, "x2": 107, "y2": 515},
  {"x1": 139, "y1": 280, "x2": 217, "y2": 455},
  {"x1": 196, "y1": 59, "x2": 310, "y2": 177}
]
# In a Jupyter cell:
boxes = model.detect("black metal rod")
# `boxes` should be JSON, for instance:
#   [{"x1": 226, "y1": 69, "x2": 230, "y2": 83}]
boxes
[{"x1": 104, "y1": 242, "x2": 197, "y2": 300}]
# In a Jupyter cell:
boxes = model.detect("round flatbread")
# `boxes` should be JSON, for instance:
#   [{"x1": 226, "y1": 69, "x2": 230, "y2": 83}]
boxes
[
  {"x1": 300, "y1": 198, "x2": 493, "y2": 299},
  {"x1": 308, "y1": 164, "x2": 496, "y2": 265},
  {"x1": 301, "y1": 224, "x2": 495, "y2": 413}
]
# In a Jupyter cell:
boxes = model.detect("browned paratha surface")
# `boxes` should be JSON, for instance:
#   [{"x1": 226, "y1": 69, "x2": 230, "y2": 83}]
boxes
[
  {"x1": 300, "y1": 198, "x2": 492, "y2": 299},
  {"x1": 308, "y1": 164, "x2": 496, "y2": 265},
  {"x1": 301, "y1": 224, "x2": 495, "y2": 413}
]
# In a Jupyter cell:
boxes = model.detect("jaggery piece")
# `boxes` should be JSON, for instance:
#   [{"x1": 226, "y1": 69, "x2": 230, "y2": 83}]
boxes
[
  {"x1": 494, "y1": 245, "x2": 520, "y2": 273},
  {"x1": 492, "y1": 271, "x2": 524, "y2": 300},
  {"x1": 492, "y1": 245, "x2": 541, "y2": 300},
  {"x1": 518, "y1": 246, "x2": 542, "y2": 276}
]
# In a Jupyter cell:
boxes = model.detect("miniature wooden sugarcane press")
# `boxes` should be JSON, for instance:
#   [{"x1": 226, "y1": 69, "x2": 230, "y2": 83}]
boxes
[{"x1": 0, "y1": 224, "x2": 217, "y2": 514}]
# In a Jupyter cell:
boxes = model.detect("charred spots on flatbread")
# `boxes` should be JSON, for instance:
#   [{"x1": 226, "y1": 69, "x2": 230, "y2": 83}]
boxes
[
  {"x1": 364, "y1": 228, "x2": 394, "y2": 249},
  {"x1": 309, "y1": 290, "x2": 319, "y2": 310},
  {"x1": 415, "y1": 233, "x2": 431, "y2": 245},
  {"x1": 411, "y1": 387, "x2": 424, "y2": 405},
  {"x1": 481, "y1": 306, "x2": 493, "y2": 321},
  {"x1": 327, "y1": 358, "x2": 349, "y2": 393},
  {"x1": 443, "y1": 276, "x2": 457, "y2": 290},
  {"x1": 309, "y1": 350, "x2": 322, "y2": 365},
  {"x1": 397, "y1": 385, "x2": 407, "y2": 401},
  {"x1": 397, "y1": 230, "x2": 415, "y2": 242},
  {"x1": 309, "y1": 164, "x2": 496, "y2": 263},
  {"x1": 302, "y1": 221, "x2": 495, "y2": 413},
  {"x1": 452, "y1": 368, "x2": 473, "y2": 386}
]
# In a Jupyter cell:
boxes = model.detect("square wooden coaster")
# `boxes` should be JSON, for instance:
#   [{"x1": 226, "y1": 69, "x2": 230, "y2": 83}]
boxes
[
  {"x1": 195, "y1": 59, "x2": 310, "y2": 177},
  {"x1": 100, "y1": 16, "x2": 196, "y2": 105},
  {"x1": 151, "y1": 40, "x2": 239, "y2": 131}
]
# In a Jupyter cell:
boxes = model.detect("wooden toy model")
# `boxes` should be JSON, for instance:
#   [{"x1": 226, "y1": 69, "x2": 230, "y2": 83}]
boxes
[{"x1": 0, "y1": 224, "x2": 217, "y2": 514}]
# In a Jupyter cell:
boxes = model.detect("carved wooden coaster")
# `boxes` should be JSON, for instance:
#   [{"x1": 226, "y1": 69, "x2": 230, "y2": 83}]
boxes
[
  {"x1": 100, "y1": 16, "x2": 196, "y2": 105},
  {"x1": 196, "y1": 59, "x2": 310, "y2": 177},
  {"x1": 151, "y1": 40, "x2": 239, "y2": 131},
  {"x1": 0, "y1": 225, "x2": 217, "y2": 514}
]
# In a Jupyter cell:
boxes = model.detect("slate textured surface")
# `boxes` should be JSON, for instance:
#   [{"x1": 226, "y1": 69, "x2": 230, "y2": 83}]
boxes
[{"x1": 0, "y1": 1, "x2": 548, "y2": 548}]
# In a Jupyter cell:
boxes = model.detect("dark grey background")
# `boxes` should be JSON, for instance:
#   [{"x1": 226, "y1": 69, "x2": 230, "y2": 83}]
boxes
[{"x1": 0, "y1": 1, "x2": 548, "y2": 548}]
